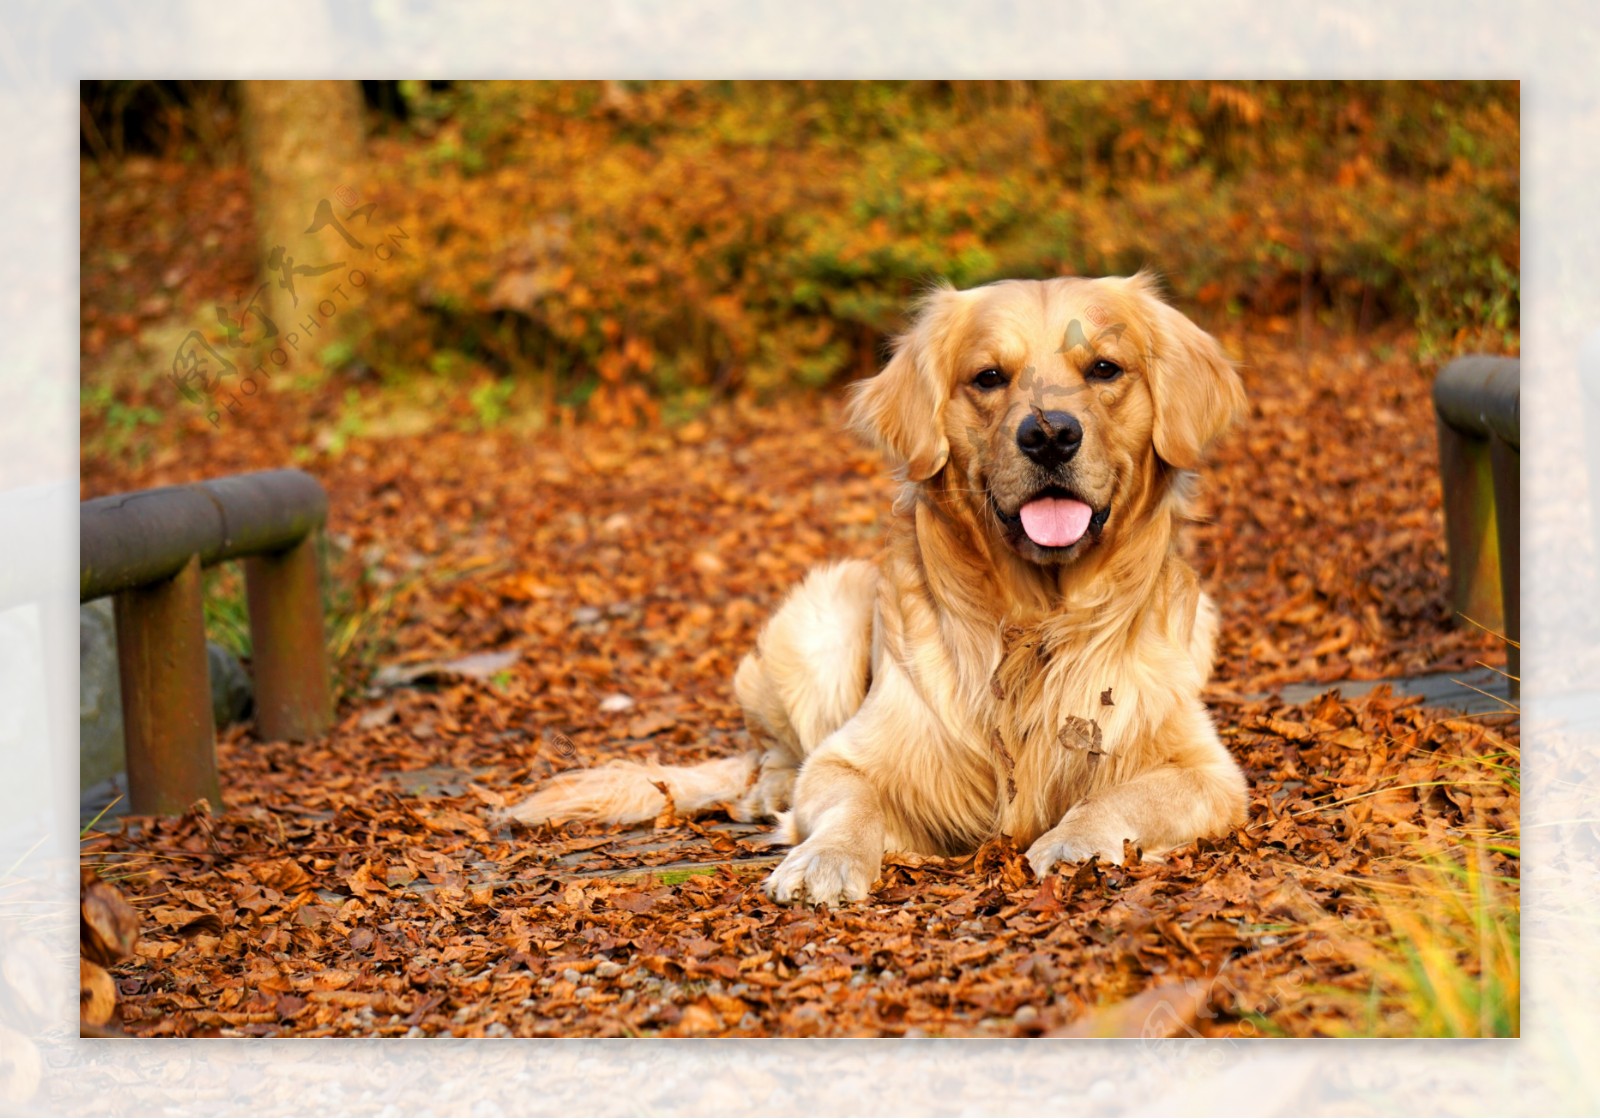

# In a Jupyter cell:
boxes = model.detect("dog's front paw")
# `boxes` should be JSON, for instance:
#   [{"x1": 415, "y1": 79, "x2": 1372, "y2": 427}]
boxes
[
  {"x1": 1026, "y1": 817, "x2": 1129, "y2": 878},
  {"x1": 763, "y1": 840, "x2": 877, "y2": 905}
]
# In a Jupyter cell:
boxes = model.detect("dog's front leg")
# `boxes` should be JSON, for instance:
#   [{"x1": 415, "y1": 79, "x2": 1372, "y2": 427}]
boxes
[
  {"x1": 1025, "y1": 710, "x2": 1246, "y2": 877},
  {"x1": 763, "y1": 751, "x2": 886, "y2": 906}
]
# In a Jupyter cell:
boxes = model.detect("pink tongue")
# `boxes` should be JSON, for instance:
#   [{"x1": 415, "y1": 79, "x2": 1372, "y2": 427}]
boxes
[{"x1": 1019, "y1": 496, "x2": 1093, "y2": 548}]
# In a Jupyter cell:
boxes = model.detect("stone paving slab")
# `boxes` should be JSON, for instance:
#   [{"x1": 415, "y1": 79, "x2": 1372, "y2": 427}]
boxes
[{"x1": 1251, "y1": 665, "x2": 1514, "y2": 715}]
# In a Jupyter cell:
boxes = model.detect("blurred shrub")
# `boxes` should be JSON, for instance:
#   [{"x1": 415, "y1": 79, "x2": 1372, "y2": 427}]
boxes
[
  {"x1": 357, "y1": 80, "x2": 1517, "y2": 420},
  {"x1": 81, "y1": 80, "x2": 240, "y2": 164}
]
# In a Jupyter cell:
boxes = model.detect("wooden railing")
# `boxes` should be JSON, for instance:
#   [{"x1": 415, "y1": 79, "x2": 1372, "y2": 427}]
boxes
[
  {"x1": 80, "y1": 469, "x2": 333, "y2": 814},
  {"x1": 1433, "y1": 356, "x2": 1519, "y2": 690}
]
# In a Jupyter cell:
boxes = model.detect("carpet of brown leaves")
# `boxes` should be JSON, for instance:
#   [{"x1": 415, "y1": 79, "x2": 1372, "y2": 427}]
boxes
[{"x1": 80, "y1": 161, "x2": 1514, "y2": 1039}]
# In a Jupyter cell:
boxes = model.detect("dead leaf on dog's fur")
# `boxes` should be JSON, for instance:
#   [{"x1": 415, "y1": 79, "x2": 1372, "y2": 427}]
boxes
[
  {"x1": 652, "y1": 780, "x2": 681, "y2": 828},
  {"x1": 1058, "y1": 716, "x2": 1104, "y2": 754},
  {"x1": 988, "y1": 728, "x2": 1017, "y2": 802}
]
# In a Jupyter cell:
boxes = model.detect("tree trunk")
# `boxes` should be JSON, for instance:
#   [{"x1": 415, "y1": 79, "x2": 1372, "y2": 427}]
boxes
[{"x1": 237, "y1": 80, "x2": 366, "y2": 364}]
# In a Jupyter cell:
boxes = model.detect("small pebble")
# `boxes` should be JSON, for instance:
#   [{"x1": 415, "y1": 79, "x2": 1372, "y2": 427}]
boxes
[{"x1": 594, "y1": 960, "x2": 624, "y2": 978}]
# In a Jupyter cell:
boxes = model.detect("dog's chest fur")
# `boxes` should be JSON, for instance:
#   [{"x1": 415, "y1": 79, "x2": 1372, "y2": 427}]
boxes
[{"x1": 965, "y1": 561, "x2": 1207, "y2": 847}]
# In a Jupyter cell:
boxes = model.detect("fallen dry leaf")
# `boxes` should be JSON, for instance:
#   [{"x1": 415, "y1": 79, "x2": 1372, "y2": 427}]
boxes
[
  {"x1": 80, "y1": 871, "x2": 140, "y2": 968},
  {"x1": 79, "y1": 959, "x2": 118, "y2": 1026}
]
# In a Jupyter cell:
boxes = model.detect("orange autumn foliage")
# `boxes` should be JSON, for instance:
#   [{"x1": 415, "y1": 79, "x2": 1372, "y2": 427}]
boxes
[{"x1": 352, "y1": 80, "x2": 1516, "y2": 422}]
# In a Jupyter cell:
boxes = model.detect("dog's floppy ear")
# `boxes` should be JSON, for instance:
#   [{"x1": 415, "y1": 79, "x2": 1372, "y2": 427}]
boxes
[
  {"x1": 1127, "y1": 273, "x2": 1246, "y2": 471},
  {"x1": 847, "y1": 287, "x2": 964, "y2": 482}
]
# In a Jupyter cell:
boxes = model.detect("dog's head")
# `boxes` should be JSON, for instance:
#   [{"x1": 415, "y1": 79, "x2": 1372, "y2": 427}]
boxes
[{"x1": 849, "y1": 273, "x2": 1244, "y2": 566}]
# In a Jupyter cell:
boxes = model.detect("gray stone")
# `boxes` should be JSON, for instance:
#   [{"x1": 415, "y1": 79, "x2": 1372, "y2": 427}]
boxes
[
  {"x1": 208, "y1": 641, "x2": 253, "y2": 726},
  {"x1": 79, "y1": 600, "x2": 254, "y2": 792},
  {"x1": 79, "y1": 600, "x2": 123, "y2": 791}
]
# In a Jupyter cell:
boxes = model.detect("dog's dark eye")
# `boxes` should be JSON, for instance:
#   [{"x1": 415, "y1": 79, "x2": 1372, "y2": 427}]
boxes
[
  {"x1": 1086, "y1": 359, "x2": 1123, "y2": 382},
  {"x1": 972, "y1": 367, "x2": 1007, "y2": 391}
]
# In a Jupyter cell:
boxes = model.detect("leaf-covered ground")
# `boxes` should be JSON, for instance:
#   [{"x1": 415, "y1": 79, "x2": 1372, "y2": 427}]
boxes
[
  {"x1": 80, "y1": 157, "x2": 1515, "y2": 1039},
  {"x1": 84, "y1": 684, "x2": 1517, "y2": 1038}
]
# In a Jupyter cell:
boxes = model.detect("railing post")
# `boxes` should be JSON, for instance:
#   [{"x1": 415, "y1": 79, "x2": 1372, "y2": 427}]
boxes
[
  {"x1": 112, "y1": 554, "x2": 220, "y2": 815},
  {"x1": 1435, "y1": 413, "x2": 1503, "y2": 633},
  {"x1": 1433, "y1": 355, "x2": 1519, "y2": 680},
  {"x1": 245, "y1": 531, "x2": 332, "y2": 742},
  {"x1": 1490, "y1": 435, "x2": 1520, "y2": 693}
]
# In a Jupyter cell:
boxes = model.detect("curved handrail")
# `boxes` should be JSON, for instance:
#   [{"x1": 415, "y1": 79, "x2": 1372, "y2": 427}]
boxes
[
  {"x1": 81, "y1": 469, "x2": 328, "y2": 601},
  {"x1": 78, "y1": 468, "x2": 332, "y2": 814}
]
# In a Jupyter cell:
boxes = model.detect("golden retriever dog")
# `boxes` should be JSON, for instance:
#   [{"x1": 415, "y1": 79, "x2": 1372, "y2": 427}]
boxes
[{"x1": 504, "y1": 273, "x2": 1249, "y2": 905}]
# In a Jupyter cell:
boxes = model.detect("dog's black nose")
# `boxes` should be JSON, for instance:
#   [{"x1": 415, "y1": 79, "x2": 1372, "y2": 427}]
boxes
[{"x1": 1016, "y1": 410, "x2": 1083, "y2": 468}]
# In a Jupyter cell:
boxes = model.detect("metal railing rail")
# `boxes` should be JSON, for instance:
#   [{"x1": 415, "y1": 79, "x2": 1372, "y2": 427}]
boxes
[
  {"x1": 80, "y1": 469, "x2": 333, "y2": 815},
  {"x1": 1433, "y1": 355, "x2": 1519, "y2": 690}
]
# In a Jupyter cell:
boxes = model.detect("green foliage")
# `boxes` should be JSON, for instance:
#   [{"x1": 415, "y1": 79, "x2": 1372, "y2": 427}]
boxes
[
  {"x1": 324, "y1": 553, "x2": 407, "y2": 706},
  {"x1": 81, "y1": 382, "x2": 164, "y2": 465},
  {"x1": 201, "y1": 565, "x2": 251, "y2": 660},
  {"x1": 467, "y1": 377, "x2": 516, "y2": 429},
  {"x1": 1354, "y1": 849, "x2": 1520, "y2": 1037},
  {"x1": 650, "y1": 866, "x2": 725, "y2": 886},
  {"x1": 360, "y1": 80, "x2": 1518, "y2": 418},
  {"x1": 87, "y1": 387, "x2": 162, "y2": 433},
  {"x1": 322, "y1": 388, "x2": 368, "y2": 456},
  {"x1": 318, "y1": 339, "x2": 358, "y2": 372}
]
